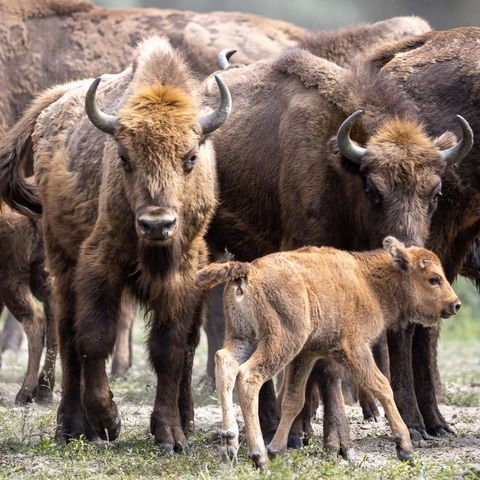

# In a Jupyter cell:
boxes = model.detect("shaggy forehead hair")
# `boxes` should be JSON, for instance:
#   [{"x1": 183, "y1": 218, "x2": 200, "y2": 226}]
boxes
[
  {"x1": 364, "y1": 117, "x2": 446, "y2": 191},
  {"x1": 117, "y1": 83, "x2": 199, "y2": 157}
]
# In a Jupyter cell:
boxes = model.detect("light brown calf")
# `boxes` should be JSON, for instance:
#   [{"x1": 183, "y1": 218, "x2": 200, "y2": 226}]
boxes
[{"x1": 196, "y1": 237, "x2": 460, "y2": 468}]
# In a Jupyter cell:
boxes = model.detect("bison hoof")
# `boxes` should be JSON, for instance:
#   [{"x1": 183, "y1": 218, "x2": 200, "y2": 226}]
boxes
[
  {"x1": 427, "y1": 425, "x2": 454, "y2": 437},
  {"x1": 157, "y1": 442, "x2": 175, "y2": 454},
  {"x1": 340, "y1": 447, "x2": 357, "y2": 463},
  {"x1": 15, "y1": 388, "x2": 35, "y2": 405},
  {"x1": 287, "y1": 434, "x2": 303, "y2": 449},
  {"x1": 396, "y1": 444, "x2": 414, "y2": 463},
  {"x1": 95, "y1": 415, "x2": 121, "y2": 442},
  {"x1": 35, "y1": 386, "x2": 53, "y2": 404},
  {"x1": 408, "y1": 427, "x2": 425, "y2": 442}
]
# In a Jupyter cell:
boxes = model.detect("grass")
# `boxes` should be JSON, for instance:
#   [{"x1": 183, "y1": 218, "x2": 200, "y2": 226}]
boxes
[{"x1": 0, "y1": 277, "x2": 479, "y2": 479}]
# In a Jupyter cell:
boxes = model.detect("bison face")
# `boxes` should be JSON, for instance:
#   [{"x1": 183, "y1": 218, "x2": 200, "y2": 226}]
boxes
[
  {"x1": 337, "y1": 112, "x2": 473, "y2": 249},
  {"x1": 85, "y1": 76, "x2": 230, "y2": 246},
  {"x1": 384, "y1": 236, "x2": 460, "y2": 325}
]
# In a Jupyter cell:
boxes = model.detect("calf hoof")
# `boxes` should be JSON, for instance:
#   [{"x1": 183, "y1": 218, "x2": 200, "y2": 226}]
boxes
[
  {"x1": 267, "y1": 445, "x2": 283, "y2": 459},
  {"x1": 251, "y1": 450, "x2": 268, "y2": 470},
  {"x1": 94, "y1": 415, "x2": 121, "y2": 442},
  {"x1": 287, "y1": 434, "x2": 303, "y2": 450},
  {"x1": 220, "y1": 445, "x2": 238, "y2": 464},
  {"x1": 396, "y1": 445, "x2": 414, "y2": 463}
]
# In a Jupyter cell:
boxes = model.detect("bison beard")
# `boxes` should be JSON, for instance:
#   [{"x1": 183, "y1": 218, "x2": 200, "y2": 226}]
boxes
[{"x1": 138, "y1": 239, "x2": 182, "y2": 284}]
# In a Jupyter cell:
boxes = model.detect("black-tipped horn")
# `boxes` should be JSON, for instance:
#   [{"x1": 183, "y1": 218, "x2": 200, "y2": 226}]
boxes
[
  {"x1": 217, "y1": 49, "x2": 237, "y2": 70},
  {"x1": 200, "y1": 75, "x2": 232, "y2": 135},
  {"x1": 440, "y1": 115, "x2": 474, "y2": 165},
  {"x1": 337, "y1": 110, "x2": 366, "y2": 164},
  {"x1": 85, "y1": 77, "x2": 117, "y2": 135}
]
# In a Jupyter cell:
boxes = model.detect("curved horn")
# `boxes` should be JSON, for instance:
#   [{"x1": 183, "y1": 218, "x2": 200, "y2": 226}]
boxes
[
  {"x1": 440, "y1": 115, "x2": 474, "y2": 165},
  {"x1": 85, "y1": 77, "x2": 117, "y2": 135},
  {"x1": 337, "y1": 110, "x2": 366, "y2": 164},
  {"x1": 200, "y1": 75, "x2": 232, "y2": 135},
  {"x1": 217, "y1": 49, "x2": 237, "y2": 70}
]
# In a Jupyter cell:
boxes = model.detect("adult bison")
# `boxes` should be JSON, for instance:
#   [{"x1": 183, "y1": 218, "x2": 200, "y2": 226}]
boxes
[
  {"x1": 201, "y1": 48, "x2": 472, "y2": 456},
  {"x1": 355, "y1": 27, "x2": 480, "y2": 439},
  {"x1": 0, "y1": 36, "x2": 231, "y2": 451},
  {"x1": 0, "y1": 0, "x2": 430, "y2": 135}
]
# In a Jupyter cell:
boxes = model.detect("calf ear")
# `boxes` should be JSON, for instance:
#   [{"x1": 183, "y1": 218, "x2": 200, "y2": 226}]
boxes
[{"x1": 383, "y1": 236, "x2": 410, "y2": 272}]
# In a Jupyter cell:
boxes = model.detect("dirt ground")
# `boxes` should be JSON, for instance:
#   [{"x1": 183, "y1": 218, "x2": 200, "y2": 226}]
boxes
[{"x1": 0, "y1": 324, "x2": 479, "y2": 479}]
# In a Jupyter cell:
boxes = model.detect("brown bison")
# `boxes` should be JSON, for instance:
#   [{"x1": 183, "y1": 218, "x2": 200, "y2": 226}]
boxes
[
  {"x1": 0, "y1": 36, "x2": 231, "y2": 451},
  {"x1": 353, "y1": 27, "x2": 480, "y2": 439},
  {"x1": 0, "y1": 206, "x2": 56, "y2": 404},
  {"x1": 197, "y1": 237, "x2": 460, "y2": 468},
  {"x1": 201, "y1": 48, "x2": 472, "y2": 455},
  {"x1": 0, "y1": 0, "x2": 430, "y2": 135}
]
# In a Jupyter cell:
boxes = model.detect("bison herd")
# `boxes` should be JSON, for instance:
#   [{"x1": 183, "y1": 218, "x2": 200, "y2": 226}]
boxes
[{"x1": 0, "y1": 0, "x2": 479, "y2": 470}]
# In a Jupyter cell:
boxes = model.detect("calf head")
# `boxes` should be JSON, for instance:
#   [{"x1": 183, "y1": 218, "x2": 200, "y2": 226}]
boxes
[
  {"x1": 383, "y1": 236, "x2": 460, "y2": 325},
  {"x1": 336, "y1": 111, "x2": 473, "y2": 249}
]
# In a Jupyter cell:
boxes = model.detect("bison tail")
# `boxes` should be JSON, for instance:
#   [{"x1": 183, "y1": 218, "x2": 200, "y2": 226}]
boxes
[
  {"x1": 195, "y1": 261, "x2": 251, "y2": 290},
  {"x1": 0, "y1": 83, "x2": 76, "y2": 217}
]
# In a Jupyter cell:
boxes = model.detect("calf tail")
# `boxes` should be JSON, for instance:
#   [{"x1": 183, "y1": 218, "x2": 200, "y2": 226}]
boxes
[
  {"x1": 195, "y1": 261, "x2": 251, "y2": 290},
  {"x1": 0, "y1": 83, "x2": 79, "y2": 217}
]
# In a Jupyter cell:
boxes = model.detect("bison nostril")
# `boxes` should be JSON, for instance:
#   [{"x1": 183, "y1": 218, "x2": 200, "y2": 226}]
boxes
[
  {"x1": 137, "y1": 215, "x2": 177, "y2": 239},
  {"x1": 138, "y1": 218, "x2": 151, "y2": 234},
  {"x1": 454, "y1": 301, "x2": 461, "y2": 313}
]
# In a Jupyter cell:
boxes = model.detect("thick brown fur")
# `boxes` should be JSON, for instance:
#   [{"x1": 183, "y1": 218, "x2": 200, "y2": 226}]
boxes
[
  {"x1": 358, "y1": 27, "x2": 480, "y2": 438},
  {"x1": 0, "y1": 206, "x2": 56, "y2": 404},
  {"x1": 0, "y1": 0, "x2": 429, "y2": 135},
  {"x1": 0, "y1": 36, "x2": 219, "y2": 449},
  {"x1": 199, "y1": 239, "x2": 459, "y2": 468}
]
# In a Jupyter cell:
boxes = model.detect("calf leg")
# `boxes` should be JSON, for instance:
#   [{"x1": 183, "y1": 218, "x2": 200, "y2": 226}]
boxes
[
  {"x1": 342, "y1": 344, "x2": 413, "y2": 461},
  {"x1": 267, "y1": 355, "x2": 316, "y2": 456},
  {"x1": 111, "y1": 293, "x2": 136, "y2": 379},
  {"x1": 4, "y1": 286, "x2": 45, "y2": 405},
  {"x1": 387, "y1": 324, "x2": 428, "y2": 440},
  {"x1": 237, "y1": 338, "x2": 305, "y2": 469},
  {"x1": 413, "y1": 325, "x2": 452, "y2": 436},
  {"x1": 215, "y1": 339, "x2": 254, "y2": 463}
]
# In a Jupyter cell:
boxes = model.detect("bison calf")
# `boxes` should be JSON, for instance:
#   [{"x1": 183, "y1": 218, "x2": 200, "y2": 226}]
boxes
[{"x1": 196, "y1": 237, "x2": 459, "y2": 468}]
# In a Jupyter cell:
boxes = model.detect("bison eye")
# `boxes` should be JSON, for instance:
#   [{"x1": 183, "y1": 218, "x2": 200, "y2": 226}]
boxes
[
  {"x1": 119, "y1": 155, "x2": 132, "y2": 172},
  {"x1": 429, "y1": 277, "x2": 441, "y2": 286},
  {"x1": 183, "y1": 154, "x2": 197, "y2": 173},
  {"x1": 365, "y1": 177, "x2": 381, "y2": 206}
]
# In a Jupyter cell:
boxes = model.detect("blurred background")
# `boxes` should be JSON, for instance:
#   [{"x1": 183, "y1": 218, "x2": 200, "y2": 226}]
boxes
[{"x1": 95, "y1": 0, "x2": 480, "y2": 30}]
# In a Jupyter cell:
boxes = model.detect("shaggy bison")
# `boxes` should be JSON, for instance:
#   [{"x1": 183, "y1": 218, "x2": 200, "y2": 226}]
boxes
[
  {"x1": 201, "y1": 47, "x2": 472, "y2": 454},
  {"x1": 0, "y1": 0, "x2": 430, "y2": 135},
  {"x1": 0, "y1": 36, "x2": 231, "y2": 450},
  {"x1": 197, "y1": 237, "x2": 459, "y2": 467},
  {"x1": 357, "y1": 27, "x2": 480, "y2": 439}
]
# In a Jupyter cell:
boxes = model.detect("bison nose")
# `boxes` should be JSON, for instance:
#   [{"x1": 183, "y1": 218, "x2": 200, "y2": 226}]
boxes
[
  {"x1": 137, "y1": 214, "x2": 177, "y2": 240},
  {"x1": 450, "y1": 300, "x2": 461, "y2": 315}
]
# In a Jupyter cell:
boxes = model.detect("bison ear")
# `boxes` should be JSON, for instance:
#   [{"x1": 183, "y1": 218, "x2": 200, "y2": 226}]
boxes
[
  {"x1": 433, "y1": 131, "x2": 457, "y2": 151},
  {"x1": 383, "y1": 236, "x2": 410, "y2": 272}
]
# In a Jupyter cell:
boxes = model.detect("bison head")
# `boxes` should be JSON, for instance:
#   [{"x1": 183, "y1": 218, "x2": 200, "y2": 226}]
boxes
[
  {"x1": 336, "y1": 110, "x2": 473, "y2": 248},
  {"x1": 85, "y1": 75, "x2": 230, "y2": 246},
  {"x1": 383, "y1": 236, "x2": 460, "y2": 325}
]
